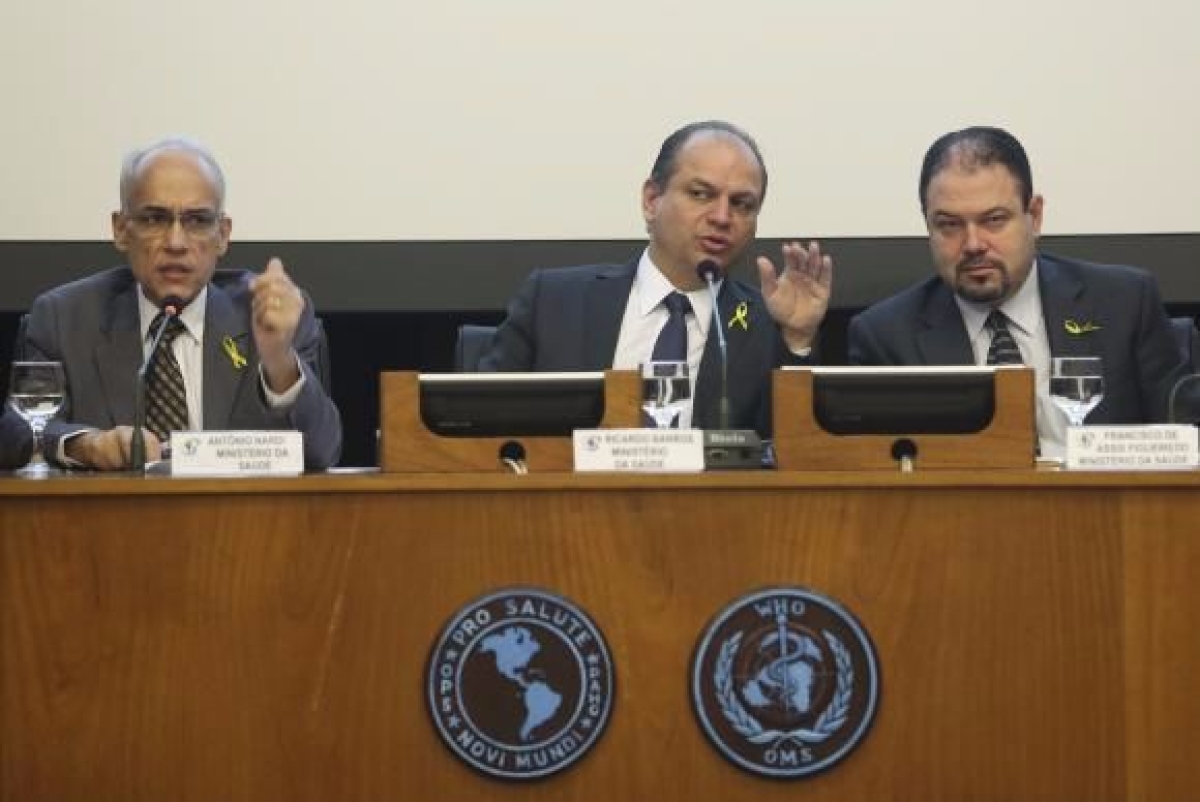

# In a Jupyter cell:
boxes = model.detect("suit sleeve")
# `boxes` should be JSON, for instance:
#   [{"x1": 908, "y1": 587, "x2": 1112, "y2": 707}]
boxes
[
  {"x1": 477, "y1": 271, "x2": 541, "y2": 372},
  {"x1": 275, "y1": 295, "x2": 343, "y2": 469},
  {"x1": 1131, "y1": 273, "x2": 1190, "y2": 422},
  {"x1": 22, "y1": 293, "x2": 95, "y2": 464},
  {"x1": 0, "y1": 407, "x2": 34, "y2": 469},
  {"x1": 846, "y1": 312, "x2": 892, "y2": 366}
]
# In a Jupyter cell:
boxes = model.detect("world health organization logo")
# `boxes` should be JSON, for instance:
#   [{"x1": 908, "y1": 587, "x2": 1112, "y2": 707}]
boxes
[
  {"x1": 690, "y1": 587, "x2": 880, "y2": 779},
  {"x1": 426, "y1": 588, "x2": 615, "y2": 780}
]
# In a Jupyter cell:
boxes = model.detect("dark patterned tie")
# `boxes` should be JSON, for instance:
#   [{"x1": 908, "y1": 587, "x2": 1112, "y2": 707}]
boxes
[
  {"x1": 651, "y1": 292, "x2": 692, "y2": 362},
  {"x1": 145, "y1": 314, "x2": 189, "y2": 441},
  {"x1": 986, "y1": 310, "x2": 1024, "y2": 365},
  {"x1": 643, "y1": 292, "x2": 693, "y2": 428}
]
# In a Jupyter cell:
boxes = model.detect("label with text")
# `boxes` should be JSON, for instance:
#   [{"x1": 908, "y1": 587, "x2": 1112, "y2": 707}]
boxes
[
  {"x1": 170, "y1": 430, "x2": 304, "y2": 476},
  {"x1": 1065, "y1": 425, "x2": 1199, "y2": 470},
  {"x1": 572, "y1": 428, "x2": 704, "y2": 472}
]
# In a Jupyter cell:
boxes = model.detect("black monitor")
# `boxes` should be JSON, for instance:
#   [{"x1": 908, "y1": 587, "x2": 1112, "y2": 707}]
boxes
[
  {"x1": 805, "y1": 366, "x2": 1000, "y2": 435},
  {"x1": 418, "y1": 372, "x2": 607, "y2": 437}
]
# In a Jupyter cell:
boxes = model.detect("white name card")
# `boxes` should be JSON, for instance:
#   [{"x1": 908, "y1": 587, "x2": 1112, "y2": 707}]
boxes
[
  {"x1": 1065, "y1": 425, "x2": 1199, "y2": 470},
  {"x1": 573, "y1": 428, "x2": 704, "y2": 473},
  {"x1": 170, "y1": 431, "x2": 304, "y2": 477}
]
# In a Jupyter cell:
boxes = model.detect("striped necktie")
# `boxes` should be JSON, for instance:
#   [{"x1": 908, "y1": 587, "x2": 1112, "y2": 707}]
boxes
[
  {"x1": 986, "y1": 310, "x2": 1024, "y2": 365},
  {"x1": 145, "y1": 314, "x2": 189, "y2": 441}
]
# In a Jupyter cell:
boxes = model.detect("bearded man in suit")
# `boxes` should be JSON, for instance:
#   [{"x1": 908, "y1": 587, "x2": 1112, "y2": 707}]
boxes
[{"x1": 848, "y1": 126, "x2": 1187, "y2": 459}]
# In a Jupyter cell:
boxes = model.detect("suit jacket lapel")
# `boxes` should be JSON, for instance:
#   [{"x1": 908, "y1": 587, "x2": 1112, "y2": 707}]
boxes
[
  {"x1": 583, "y1": 261, "x2": 637, "y2": 369},
  {"x1": 916, "y1": 283, "x2": 975, "y2": 364},
  {"x1": 203, "y1": 282, "x2": 253, "y2": 428},
  {"x1": 1037, "y1": 254, "x2": 1092, "y2": 357},
  {"x1": 94, "y1": 286, "x2": 142, "y2": 425}
]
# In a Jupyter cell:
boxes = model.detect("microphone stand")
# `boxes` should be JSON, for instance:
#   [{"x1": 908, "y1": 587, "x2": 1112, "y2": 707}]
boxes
[
  {"x1": 1167, "y1": 372, "x2": 1200, "y2": 425},
  {"x1": 697, "y1": 261, "x2": 763, "y2": 469}
]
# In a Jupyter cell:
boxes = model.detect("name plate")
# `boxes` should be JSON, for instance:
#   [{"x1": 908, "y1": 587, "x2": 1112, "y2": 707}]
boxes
[
  {"x1": 170, "y1": 431, "x2": 304, "y2": 477},
  {"x1": 573, "y1": 428, "x2": 704, "y2": 473},
  {"x1": 1065, "y1": 425, "x2": 1199, "y2": 470}
]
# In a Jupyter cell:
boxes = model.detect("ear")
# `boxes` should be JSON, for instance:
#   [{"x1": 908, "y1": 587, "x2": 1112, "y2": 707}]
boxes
[
  {"x1": 641, "y1": 178, "x2": 662, "y2": 226},
  {"x1": 216, "y1": 215, "x2": 232, "y2": 257},
  {"x1": 112, "y1": 211, "x2": 130, "y2": 254},
  {"x1": 1028, "y1": 194, "x2": 1045, "y2": 237}
]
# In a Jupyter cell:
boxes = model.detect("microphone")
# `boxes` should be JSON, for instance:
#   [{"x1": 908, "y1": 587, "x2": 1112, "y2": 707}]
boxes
[
  {"x1": 697, "y1": 260, "x2": 732, "y2": 428},
  {"x1": 1167, "y1": 371, "x2": 1200, "y2": 425},
  {"x1": 695, "y1": 260, "x2": 762, "y2": 469},
  {"x1": 130, "y1": 295, "x2": 185, "y2": 471}
]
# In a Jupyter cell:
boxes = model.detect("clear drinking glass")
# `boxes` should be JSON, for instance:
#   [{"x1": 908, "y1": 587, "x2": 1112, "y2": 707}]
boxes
[
  {"x1": 7, "y1": 361, "x2": 65, "y2": 475},
  {"x1": 1049, "y1": 356, "x2": 1104, "y2": 426},
  {"x1": 641, "y1": 361, "x2": 691, "y2": 429}
]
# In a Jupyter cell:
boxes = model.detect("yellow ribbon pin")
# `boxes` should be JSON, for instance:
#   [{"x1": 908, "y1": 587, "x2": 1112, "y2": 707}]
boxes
[
  {"x1": 1064, "y1": 319, "x2": 1102, "y2": 335},
  {"x1": 728, "y1": 301, "x2": 750, "y2": 331},
  {"x1": 222, "y1": 335, "x2": 248, "y2": 369}
]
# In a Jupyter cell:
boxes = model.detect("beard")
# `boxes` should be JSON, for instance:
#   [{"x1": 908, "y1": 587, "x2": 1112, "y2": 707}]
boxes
[{"x1": 953, "y1": 257, "x2": 1010, "y2": 304}]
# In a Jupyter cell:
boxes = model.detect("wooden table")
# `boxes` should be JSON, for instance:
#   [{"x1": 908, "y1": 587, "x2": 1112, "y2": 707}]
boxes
[{"x1": 3, "y1": 469, "x2": 1198, "y2": 801}]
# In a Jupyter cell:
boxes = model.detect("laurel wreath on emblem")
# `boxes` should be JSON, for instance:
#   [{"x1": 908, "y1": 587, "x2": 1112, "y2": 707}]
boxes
[{"x1": 715, "y1": 630, "x2": 853, "y2": 747}]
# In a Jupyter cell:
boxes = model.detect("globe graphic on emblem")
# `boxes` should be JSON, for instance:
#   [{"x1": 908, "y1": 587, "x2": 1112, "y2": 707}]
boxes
[
  {"x1": 737, "y1": 625, "x2": 832, "y2": 729},
  {"x1": 459, "y1": 623, "x2": 583, "y2": 744}
]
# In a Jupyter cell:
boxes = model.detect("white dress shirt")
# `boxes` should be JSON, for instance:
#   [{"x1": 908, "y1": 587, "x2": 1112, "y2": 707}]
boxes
[
  {"x1": 612, "y1": 249, "x2": 715, "y2": 428},
  {"x1": 954, "y1": 260, "x2": 1067, "y2": 459}
]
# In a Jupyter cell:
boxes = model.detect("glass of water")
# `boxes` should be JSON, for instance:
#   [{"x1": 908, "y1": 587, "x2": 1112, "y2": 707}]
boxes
[
  {"x1": 641, "y1": 361, "x2": 690, "y2": 428},
  {"x1": 7, "y1": 361, "x2": 65, "y2": 475},
  {"x1": 1049, "y1": 356, "x2": 1104, "y2": 426}
]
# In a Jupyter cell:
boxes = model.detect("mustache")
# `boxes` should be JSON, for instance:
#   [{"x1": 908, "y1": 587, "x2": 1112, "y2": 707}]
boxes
[{"x1": 956, "y1": 256, "x2": 1005, "y2": 272}]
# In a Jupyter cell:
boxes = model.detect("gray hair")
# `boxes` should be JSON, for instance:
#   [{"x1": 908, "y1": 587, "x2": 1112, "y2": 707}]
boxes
[{"x1": 119, "y1": 136, "x2": 226, "y2": 212}]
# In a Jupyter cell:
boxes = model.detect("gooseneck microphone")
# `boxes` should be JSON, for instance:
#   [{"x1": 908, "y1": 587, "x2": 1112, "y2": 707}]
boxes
[
  {"x1": 130, "y1": 295, "x2": 185, "y2": 472},
  {"x1": 694, "y1": 260, "x2": 762, "y2": 469},
  {"x1": 696, "y1": 259, "x2": 732, "y2": 429},
  {"x1": 1168, "y1": 371, "x2": 1200, "y2": 425}
]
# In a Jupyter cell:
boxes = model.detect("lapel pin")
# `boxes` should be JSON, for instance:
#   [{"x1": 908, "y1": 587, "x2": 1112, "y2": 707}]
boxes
[
  {"x1": 222, "y1": 335, "x2": 248, "y2": 369},
  {"x1": 728, "y1": 301, "x2": 750, "y2": 331},
  {"x1": 1064, "y1": 319, "x2": 1102, "y2": 335}
]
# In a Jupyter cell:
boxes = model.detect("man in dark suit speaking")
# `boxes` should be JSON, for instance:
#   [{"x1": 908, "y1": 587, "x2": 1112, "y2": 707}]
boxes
[
  {"x1": 849, "y1": 126, "x2": 1187, "y2": 459},
  {"x1": 479, "y1": 120, "x2": 834, "y2": 436},
  {"x1": 22, "y1": 137, "x2": 342, "y2": 470}
]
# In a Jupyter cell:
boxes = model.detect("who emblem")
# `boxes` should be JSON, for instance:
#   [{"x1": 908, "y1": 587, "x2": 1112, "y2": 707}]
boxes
[
  {"x1": 690, "y1": 587, "x2": 880, "y2": 778},
  {"x1": 425, "y1": 588, "x2": 615, "y2": 780}
]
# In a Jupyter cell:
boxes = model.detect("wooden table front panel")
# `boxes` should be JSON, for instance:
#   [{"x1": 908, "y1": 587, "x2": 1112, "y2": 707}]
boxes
[{"x1": 2, "y1": 475, "x2": 1197, "y2": 801}]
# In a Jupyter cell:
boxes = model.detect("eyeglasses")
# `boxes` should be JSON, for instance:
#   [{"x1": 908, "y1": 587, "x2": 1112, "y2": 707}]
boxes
[{"x1": 126, "y1": 207, "x2": 223, "y2": 238}]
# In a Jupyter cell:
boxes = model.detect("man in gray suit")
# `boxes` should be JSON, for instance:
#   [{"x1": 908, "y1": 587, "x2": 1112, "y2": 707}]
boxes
[
  {"x1": 0, "y1": 408, "x2": 33, "y2": 470},
  {"x1": 23, "y1": 137, "x2": 341, "y2": 470},
  {"x1": 479, "y1": 120, "x2": 833, "y2": 436},
  {"x1": 849, "y1": 126, "x2": 1186, "y2": 458}
]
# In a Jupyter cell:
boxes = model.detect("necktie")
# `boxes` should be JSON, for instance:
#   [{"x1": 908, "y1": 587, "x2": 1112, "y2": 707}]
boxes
[
  {"x1": 643, "y1": 292, "x2": 693, "y2": 428},
  {"x1": 651, "y1": 292, "x2": 692, "y2": 362},
  {"x1": 986, "y1": 310, "x2": 1024, "y2": 365},
  {"x1": 145, "y1": 314, "x2": 189, "y2": 441}
]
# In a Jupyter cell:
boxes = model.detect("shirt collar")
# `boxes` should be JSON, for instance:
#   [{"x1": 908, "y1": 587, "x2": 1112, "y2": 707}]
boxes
[
  {"x1": 634, "y1": 248, "x2": 715, "y2": 335},
  {"x1": 138, "y1": 285, "x2": 208, "y2": 344}
]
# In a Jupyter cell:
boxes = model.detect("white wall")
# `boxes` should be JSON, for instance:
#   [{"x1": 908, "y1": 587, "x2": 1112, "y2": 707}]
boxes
[{"x1": 1, "y1": 0, "x2": 1196, "y2": 240}]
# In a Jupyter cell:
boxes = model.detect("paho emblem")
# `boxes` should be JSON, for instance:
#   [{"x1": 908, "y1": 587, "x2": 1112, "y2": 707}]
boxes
[
  {"x1": 426, "y1": 588, "x2": 615, "y2": 780},
  {"x1": 691, "y1": 587, "x2": 880, "y2": 778}
]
